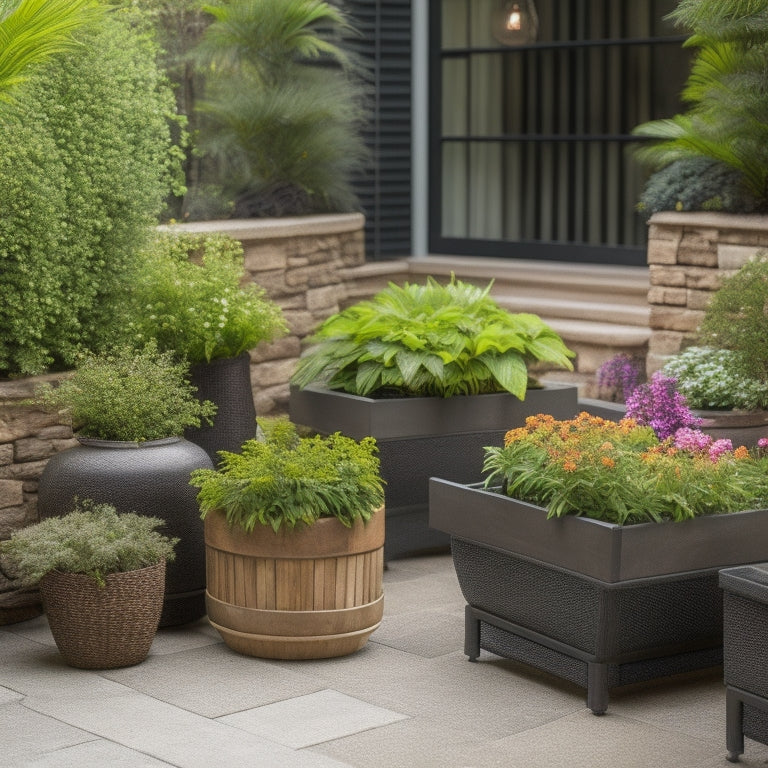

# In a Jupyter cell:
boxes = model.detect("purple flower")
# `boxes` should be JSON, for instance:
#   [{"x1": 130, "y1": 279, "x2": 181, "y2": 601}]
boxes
[
  {"x1": 759, "y1": 437, "x2": 768, "y2": 450},
  {"x1": 597, "y1": 353, "x2": 645, "y2": 403},
  {"x1": 626, "y1": 371, "x2": 702, "y2": 440}
]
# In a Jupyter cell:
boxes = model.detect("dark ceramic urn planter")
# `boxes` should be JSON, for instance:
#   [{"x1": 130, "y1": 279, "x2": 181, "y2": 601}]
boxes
[
  {"x1": 429, "y1": 478, "x2": 768, "y2": 714},
  {"x1": 37, "y1": 437, "x2": 214, "y2": 626},
  {"x1": 185, "y1": 352, "x2": 258, "y2": 463},
  {"x1": 289, "y1": 384, "x2": 578, "y2": 560}
]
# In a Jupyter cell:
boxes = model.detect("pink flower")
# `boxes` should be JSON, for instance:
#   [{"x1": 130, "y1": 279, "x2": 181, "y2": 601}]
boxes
[
  {"x1": 709, "y1": 439, "x2": 734, "y2": 463},
  {"x1": 673, "y1": 427, "x2": 713, "y2": 453}
]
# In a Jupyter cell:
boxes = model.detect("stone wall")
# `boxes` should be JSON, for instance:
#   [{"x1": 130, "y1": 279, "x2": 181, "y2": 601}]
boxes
[
  {"x1": 0, "y1": 214, "x2": 366, "y2": 623},
  {"x1": 646, "y1": 211, "x2": 768, "y2": 375}
]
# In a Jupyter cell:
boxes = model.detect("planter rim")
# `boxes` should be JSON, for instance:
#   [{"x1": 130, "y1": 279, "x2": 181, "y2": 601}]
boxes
[
  {"x1": 289, "y1": 383, "x2": 579, "y2": 440},
  {"x1": 429, "y1": 478, "x2": 768, "y2": 582},
  {"x1": 204, "y1": 505, "x2": 385, "y2": 559},
  {"x1": 76, "y1": 436, "x2": 181, "y2": 449}
]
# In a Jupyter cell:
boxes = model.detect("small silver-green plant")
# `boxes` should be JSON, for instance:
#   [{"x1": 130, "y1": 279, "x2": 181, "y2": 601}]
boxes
[{"x1": 0, "y1": 500, "x2": 178, "y2": 588}]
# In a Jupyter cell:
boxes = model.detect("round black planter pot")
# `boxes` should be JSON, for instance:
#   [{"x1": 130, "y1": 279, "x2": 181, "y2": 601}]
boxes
[
  {"x1": 184, "y1": 352, "x2": 258, "y2": 463},
  {"x1": 37, "y1": 437, "x2": 214, "y2": 627}
]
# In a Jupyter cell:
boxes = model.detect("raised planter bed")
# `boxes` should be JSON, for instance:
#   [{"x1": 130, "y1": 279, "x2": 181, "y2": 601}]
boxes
[
  {"x1": 290, "y1": 384, "x2": 578, "y2": 560},
  {"x1": 429, "y1": 478, "x2": 768, "y2": 714}
]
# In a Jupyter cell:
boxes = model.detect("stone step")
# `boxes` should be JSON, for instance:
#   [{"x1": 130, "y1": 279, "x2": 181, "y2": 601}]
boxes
[{"x1": 494, "y1": 295, "x2": 649, "y2": 328}]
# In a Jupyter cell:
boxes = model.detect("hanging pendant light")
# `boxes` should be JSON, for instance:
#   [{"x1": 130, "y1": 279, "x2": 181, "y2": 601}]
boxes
[{"x1": 492, "y1": 0, "x2": 539, "y2": 46}]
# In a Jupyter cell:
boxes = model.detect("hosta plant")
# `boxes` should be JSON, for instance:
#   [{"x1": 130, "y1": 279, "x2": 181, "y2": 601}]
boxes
[
  {"x1": 190, "y1": 419, "x2": 384, "y2": 532},
  {"x1": 483, "y1": 412, "x2": 768, "y2": 525},
  {"x1": 290, "y1": 276, "x2": 574, "y2": 399},
  {"x1": 0, "y1": 500, "x2": 178, "y2": 588}
]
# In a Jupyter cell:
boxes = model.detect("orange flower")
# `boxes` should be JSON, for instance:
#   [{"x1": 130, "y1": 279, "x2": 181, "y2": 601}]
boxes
[
  {"x1": 563, "y1": 460, "x2": 577, "y2": 472},
  {"x1": 601, "y1": 456, "x2": 615, "y2": 468},
  {"x1": 734, "y1": 445, "x2": 750, "y2": 460},
  {"x1": 504, "y1": 427, "x2": 528, "y2": 446},
  {"x1": 600, "y1": 441, "x2": 614, "y2": 451}
]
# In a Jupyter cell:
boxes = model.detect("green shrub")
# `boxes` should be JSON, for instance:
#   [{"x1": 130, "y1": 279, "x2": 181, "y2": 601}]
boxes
[
  {"x1": 637, "y1": 157, "x2": 759, "y2": 219},
  {"x1": 129, "y1": 231, "x2": 287, "y2": 363},
  {"x1": 0, "y1": 500, "x2": 178, "y2": 588},
  {"x1": 698, "y1": 254, "x2": 768, "y2": 383},
  {"x1": 190, "y1": 419, "x2": 384, "y2": 532},
  {"x1": 34, "y1": 343, "x2": 216, "y2": 442},
  {"x1": 291, "y1": 276, "x2": 575, "y2": 399},
  {"x1": 0, "y1": 10, "x2": 184, "y2": 375}
]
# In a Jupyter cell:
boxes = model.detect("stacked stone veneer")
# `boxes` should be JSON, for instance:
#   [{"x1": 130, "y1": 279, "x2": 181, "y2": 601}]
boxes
[
  {"x1": 647, "y1": 211, "x2": 768, "y2": 375},
  {"x1": 0, "y1": 214, "x2": 365, "y2": 623}
]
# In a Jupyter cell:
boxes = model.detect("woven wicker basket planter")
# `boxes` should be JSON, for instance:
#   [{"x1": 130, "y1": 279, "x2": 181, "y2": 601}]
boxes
[
  {"x1": 289, "y1": 384, "x2": 578, "y2": 560},
  {"x1": 204, "y1": 507, "x2": 384, "y2": 659},
  {"x1": 40, "y1": 561, "x2": 165, "y2": 669},
  {"x1": 429, "y1": 479, "x2": 768, "y2": 714}
]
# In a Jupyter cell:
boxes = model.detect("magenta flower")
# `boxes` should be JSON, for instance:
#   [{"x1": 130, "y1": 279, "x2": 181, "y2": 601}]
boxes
[
  {"x1": 673, "y1": 427, "x2": 713, "y2": 452},
  {"x1": 709, "y1": 439, "x2": 734, "y2": 463},
  {"x1": 625, "y1": 371, "x2": 702, "y2": 440}
]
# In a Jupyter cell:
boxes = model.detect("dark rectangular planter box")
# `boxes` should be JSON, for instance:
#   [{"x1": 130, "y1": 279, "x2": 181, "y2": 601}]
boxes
[
  {"x1": 720, "y1": 564, "x2": 768, "y2": 762},
  {"x1": 429, "y1": 478, "x2": 768, "y2": 713},
  {"x1": 289, "y1": 384, "x2": 578, "y2": 560}
]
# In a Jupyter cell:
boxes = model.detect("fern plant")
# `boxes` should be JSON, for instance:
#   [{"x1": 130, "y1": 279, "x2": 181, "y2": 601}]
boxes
[
  {"x1": 190, "y1": 419, "x2": 384, "y2": 532},
  {"x1": 0, "y1": 500, "x2": 178, "y2": 588},
  {"x1": 633, "y1": 1, "x2": 768, "y2": 208},
  {"x1": 192, "y1": 0, "x2": 368, "y2": 216},
  {"x1": 291, "y1": 276, "x2": 574, "y2": 399}
]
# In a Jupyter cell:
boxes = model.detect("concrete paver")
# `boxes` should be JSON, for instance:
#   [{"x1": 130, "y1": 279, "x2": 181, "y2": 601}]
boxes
[{"x1": 2, "y1": 552, "x2": 768, "y2": 767}]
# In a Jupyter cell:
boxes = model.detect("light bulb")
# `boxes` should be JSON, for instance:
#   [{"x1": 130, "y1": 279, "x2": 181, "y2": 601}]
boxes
[{"x1": 507, "y1": 6, "x2": 522, "y2": 31}]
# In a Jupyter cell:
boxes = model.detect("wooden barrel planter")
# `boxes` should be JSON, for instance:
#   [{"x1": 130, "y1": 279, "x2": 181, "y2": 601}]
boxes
[{"x1": 204, "y1": 507, "x2": 384, "y2": 659}]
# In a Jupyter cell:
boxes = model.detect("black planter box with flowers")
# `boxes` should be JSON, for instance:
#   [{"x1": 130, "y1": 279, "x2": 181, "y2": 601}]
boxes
[{"x1": 429, "y1": 410, "x2": 768, "y2": 714}]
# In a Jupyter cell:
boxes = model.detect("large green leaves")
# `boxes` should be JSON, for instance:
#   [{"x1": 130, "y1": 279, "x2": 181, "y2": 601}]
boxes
[{"x1": 292, "y1": 276, "x2": 574, "y2": 399}]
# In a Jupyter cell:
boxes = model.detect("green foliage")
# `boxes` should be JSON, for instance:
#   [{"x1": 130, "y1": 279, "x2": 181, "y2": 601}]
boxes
[
  {"x1": 0, "y1": 0, "x2": 103, "y2": 100},
  {"x1": 191, "y1": 0, "x2": 369, "y2": 216},
  {"x1": 633, "y1": 3, "x2": 768, "y2": 209},
  {"x1": 128, "y1": 231, "x2": 287, "y2": 363},
  {"x1": 191, "y1": 419, "x2": 384, "y2": 532},
  {"x1": 291, "y1": 276, "x2": 574, "y2": 399},
  {"x1": 698, "y1": 254, "x2": 768, "y2": 383},
  {"x1": 662, "y1": 346, "x2": 768, "y2": 410},
  {"x1": 482, "y1": 413, "x2": 768, "y2": 525},
  {"x1": 34, "y1": 343, "x2": 216, "y2": 442},
  {"x1": 637, "y1": 157, "x2": 759, "y2": 219},
  {"x1": 0, "y1": 10, "x2": 184, "y2": 375},
  {"x1": 0, "y1": 500, "x2": 178, "y2": 588}
]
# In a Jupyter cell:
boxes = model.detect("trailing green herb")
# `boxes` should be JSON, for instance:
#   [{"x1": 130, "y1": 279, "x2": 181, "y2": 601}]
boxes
[
  {"x1": 190, "y1": 419, "x2": 384, "y2": 533},
  {"x1": 291, "y1": 276, "x2": 574, "y2": 399}
]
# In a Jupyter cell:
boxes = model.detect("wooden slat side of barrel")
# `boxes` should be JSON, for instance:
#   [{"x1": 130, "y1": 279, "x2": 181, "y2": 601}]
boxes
[{"x1": 204, "y1": 507, "x2": 384, "y2": 659}]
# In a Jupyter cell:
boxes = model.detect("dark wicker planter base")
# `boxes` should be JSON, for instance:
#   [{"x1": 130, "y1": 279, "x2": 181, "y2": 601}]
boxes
[{"x1": 453, "y1": 538, "x2": 724, "y2": 714}]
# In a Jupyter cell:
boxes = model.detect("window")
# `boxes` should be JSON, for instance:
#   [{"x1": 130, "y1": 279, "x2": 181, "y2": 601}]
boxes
[{"x1": 430, "y1": 0, "x2": 690, "y2": 264}]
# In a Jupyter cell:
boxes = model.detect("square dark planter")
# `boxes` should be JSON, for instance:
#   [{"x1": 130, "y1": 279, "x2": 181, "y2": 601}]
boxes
[
  {"x1": 720, "y1": 564, "x2": 768, "y2": 762},
  {"x1": 289, "y1": 384, "x2": 578, "y2": 560},
  {"x1": 429, "y1": 478, "x2": 768, "y2": 714}
]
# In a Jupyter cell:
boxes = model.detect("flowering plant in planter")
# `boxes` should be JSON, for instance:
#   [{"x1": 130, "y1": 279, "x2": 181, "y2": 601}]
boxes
[
  {"x1": 483, "y1": 412, "x2": 768, "y2": 525},
  {"x1": 595, "y1": 353, "x2": 645, "y2": 403},
  {"x1": 662, "y1": 346, "x2": 768, "y2": 412}
]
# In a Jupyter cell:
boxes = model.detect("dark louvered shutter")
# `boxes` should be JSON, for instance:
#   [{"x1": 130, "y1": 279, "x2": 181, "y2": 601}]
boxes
[{"x1": 342, "y1": 0, "x2": 413, "y2": 260}]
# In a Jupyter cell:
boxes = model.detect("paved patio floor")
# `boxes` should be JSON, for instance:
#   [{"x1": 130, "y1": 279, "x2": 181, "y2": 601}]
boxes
[{"x1": 2, "y1": 552, "x2": 768, "y2": 768}]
